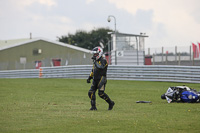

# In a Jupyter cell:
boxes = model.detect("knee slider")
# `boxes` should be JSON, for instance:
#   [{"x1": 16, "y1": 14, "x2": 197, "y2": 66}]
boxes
[
  {"x1": 88, "y1": 91, "x2": 95, "y2": 100},
  {"x1": 98, "y1": 91, "x2": 105, "y2": 98}
]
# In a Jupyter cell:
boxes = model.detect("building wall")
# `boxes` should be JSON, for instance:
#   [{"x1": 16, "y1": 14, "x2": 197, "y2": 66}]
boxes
[
  {"x1": 0, "y1": 40, "x2": 92, "y2": 70},
  {"x1": 111, "y1": 50, "x2": 144, "y2": 65}
]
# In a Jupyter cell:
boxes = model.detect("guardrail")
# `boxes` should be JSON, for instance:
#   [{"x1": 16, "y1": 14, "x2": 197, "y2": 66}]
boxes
[
  {"x1": 0, "y1": 69, "x2": 39, "y2": 78},
  {"x1": 0, "y1": 65, "x2": 199, "y2": 83}
]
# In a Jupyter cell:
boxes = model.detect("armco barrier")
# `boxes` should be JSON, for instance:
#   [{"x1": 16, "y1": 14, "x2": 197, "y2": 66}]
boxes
[
  {"x1": 0, "y1": 69, "x2": 39, "y2": 78},
  {"x1": 0, "y1": 65, "x2": 199, "y2": 83}
]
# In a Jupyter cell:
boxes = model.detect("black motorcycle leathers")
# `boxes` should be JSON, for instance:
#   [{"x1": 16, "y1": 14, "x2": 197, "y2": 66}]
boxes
[{"x1": 87, "y1": 57, "x2": 114, "y2": 110}]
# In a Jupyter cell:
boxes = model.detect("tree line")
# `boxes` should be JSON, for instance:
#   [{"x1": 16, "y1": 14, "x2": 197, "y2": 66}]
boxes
[{"x1": 57, "y1": 28, "x2": 113, "y2": 52}]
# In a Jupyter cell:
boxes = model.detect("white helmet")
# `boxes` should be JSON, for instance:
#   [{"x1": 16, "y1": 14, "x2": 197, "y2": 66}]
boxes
[{"x1": 91, "y1": 46, "x2": 103, "y2": 60}]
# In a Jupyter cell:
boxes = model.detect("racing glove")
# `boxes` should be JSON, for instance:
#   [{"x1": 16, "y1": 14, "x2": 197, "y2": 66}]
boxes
[{"x1": 87, "y1": 76, "x2": 93, "y2": 83}]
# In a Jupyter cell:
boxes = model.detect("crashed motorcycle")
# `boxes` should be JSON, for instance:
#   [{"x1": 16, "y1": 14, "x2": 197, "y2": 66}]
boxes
[{"x1": 161, "y1": 86, "x2": 200, "y2": 103}]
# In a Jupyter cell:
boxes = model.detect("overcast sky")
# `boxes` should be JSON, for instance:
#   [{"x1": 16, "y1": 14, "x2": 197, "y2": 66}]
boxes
[{"x1": 0, "y1": 0, "x2": 200, "y2": 48}]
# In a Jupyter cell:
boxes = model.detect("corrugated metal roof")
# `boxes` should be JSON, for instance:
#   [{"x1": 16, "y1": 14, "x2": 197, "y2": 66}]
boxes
[
  {"x1": 0, "y1": 38, "x2": 91, "y2": 53},
  {"x1": 0, "y1": 38, "x2": 33, "y2": 49}
]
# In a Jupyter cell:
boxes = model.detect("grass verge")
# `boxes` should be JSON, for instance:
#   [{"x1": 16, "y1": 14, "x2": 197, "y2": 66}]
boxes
[{"x1": 0, "y1": 79, "x2": 200, "y2": 133}]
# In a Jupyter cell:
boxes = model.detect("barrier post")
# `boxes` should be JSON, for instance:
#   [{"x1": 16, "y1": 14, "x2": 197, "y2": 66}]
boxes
[{"x1": 39, "y1": 68, "x2": 43, "y2": 78}]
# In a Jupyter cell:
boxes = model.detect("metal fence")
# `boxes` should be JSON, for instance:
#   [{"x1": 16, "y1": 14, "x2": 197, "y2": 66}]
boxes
[
  {"x1": 144, "y1": 45, "x2": 200, "y2": 66},
  {"x1": 0, "y1": 65, "x2": 200, "y2": 83},
  {"x1": 0, "y1": 69, "x2": 39, "y2": 78}
]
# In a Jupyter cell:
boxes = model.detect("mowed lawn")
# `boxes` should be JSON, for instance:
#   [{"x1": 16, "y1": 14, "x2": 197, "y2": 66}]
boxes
[{"x1": 0, "y1": 78, "x2": 200, "y2": 133}]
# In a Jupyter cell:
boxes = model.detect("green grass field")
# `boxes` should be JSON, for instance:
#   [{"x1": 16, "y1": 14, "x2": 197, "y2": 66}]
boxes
[{"x1": 0, "y1": 78, "x2": 200, "y2": 133}]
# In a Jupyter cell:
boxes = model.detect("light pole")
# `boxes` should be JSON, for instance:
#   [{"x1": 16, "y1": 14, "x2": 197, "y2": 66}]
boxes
[
  {"x1": 107, "y1": 15, "x2": 117, "y2": 65},
  {"x1": 107, "y1": 15, "x2": 116, "y2": 33}
]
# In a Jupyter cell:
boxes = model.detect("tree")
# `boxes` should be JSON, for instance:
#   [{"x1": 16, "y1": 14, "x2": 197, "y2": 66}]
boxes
[{"x1": 57, "y1": 28, "x2": 113, "y2": 51}]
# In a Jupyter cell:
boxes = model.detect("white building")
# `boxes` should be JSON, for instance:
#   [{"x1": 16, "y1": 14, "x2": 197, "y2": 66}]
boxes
[{"x1": 110, "y1": 32, "x2": 148, "y2": 65}]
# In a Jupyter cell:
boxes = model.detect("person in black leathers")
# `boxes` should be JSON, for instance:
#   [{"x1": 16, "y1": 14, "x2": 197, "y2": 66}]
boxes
[{"x1": 87, "y1": 46, "x2": 115, "y2": 110}]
